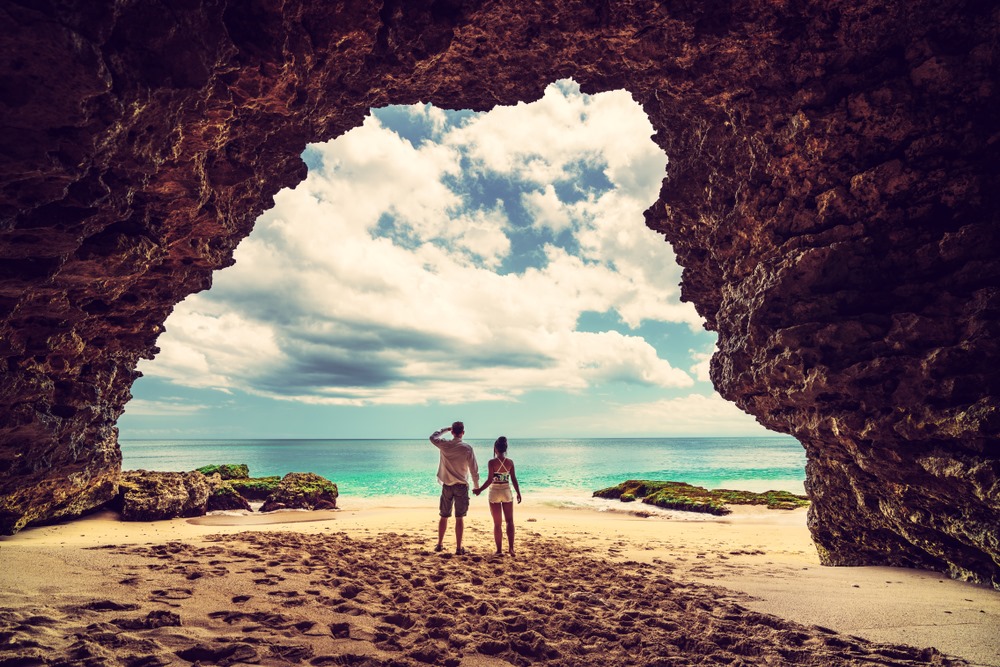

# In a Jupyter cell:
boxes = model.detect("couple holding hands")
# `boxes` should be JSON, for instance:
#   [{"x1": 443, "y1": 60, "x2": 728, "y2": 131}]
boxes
[{"x1": 429, "y1": 421, "x2": 522, "y2": 557}]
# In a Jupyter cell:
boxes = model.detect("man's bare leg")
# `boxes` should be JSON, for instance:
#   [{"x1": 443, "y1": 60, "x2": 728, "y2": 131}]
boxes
[
  {"x1": 455, "y1": 516, "x2": 465, "y2": 553},
  {"x1": 437, "y1": 516, "x2": 448, "y2": 550}
]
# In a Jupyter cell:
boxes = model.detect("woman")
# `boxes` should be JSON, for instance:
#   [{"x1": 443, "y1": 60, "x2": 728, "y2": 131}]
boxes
[{"x1": 474, "y1": 436, "x2": 522, "y2": 556}]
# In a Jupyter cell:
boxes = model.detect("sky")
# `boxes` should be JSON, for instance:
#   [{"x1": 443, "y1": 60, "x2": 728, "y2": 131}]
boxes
[{"x1": 118, "y1": 80, "x2": 774, "y2": 440}]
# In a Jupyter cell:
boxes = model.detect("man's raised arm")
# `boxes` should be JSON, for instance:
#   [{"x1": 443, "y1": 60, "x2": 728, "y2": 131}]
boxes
[{"x1": 430, "y1": 426, "x2": 451, "y2": 447}]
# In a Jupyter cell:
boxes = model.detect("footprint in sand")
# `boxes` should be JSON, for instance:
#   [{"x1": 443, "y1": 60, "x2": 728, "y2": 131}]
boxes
[
  {"x1": 176, "y1": 642, "x2": 259, "y2": 665},
  {"x1": 150, "y1": 587, "x2": 193, "y2": 601},
  {"x1": 381, "y1": 612, "x2": 417, "y2": 631},
  {"x1": 81, "y1": 600, "x2": 141, "y2": 612},
  {"x1": 208, "y1": 610, "x2": 316, "y2": 635},
  {"x1": 112, "y1": 610, "x2": 181, "y2": 630},
  {"x1": 338, "y1": 583, "x2": 363, "y2": 600}
]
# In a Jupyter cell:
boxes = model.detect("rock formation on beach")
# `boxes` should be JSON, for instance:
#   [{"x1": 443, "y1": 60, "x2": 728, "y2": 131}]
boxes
[
  {"x1": 196, "y1": 463, "x2": 251, "y2": 480},
  {"x1": 259, "y1": 472, "x2": 339, "y2": 513},
  {"x1": 0, "y1": 0, "x2": 997, "y2": 586},
  {"x1": 116, "y1": 467, "x2": 335, "y2": 519},
  {"x1": 594, "y1": 480, "x2": 810, "y2": 515},
  {"x1": 118, "y1": 470, "x2": 214, "y2": 522},
  {"x1": 206, "y1": 480, "x2": 254, "y2": 513}
]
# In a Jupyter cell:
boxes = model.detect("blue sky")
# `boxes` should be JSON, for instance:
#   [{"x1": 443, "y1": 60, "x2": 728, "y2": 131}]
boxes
[{"x1": 118, "y1": 80, "x2": 773, "y2": 440}]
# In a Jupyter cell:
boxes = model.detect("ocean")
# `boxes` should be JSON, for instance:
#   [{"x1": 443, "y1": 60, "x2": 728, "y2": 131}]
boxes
[{"x1": 120, "y1": 437, "x2": 807, "y2": 509}]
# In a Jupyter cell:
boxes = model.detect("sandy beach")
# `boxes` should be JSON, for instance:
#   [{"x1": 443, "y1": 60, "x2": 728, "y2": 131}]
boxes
[{"x1": 1, "y1": 497, "x2": 997, "y2": 666}]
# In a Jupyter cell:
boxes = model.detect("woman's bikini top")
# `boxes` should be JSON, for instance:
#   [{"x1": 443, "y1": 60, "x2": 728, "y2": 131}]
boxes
[{"x1": 492, "y1": 458, "x2": 511, "y2": 485}]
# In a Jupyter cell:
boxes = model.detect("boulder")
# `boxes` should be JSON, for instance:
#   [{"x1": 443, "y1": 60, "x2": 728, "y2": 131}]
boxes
[
  {"x1": 117, "y1": 471, "x2": 211, "y2": 521},
  {"x1": 195, "y1": 464, "x2": 250, "y2": 480},
  {"x1": 206, "y1": 482, "x2": 253, "y2": 512},
  {"x1": 195, "y1": 464, "x2": 255, "y2": 511},
  {"x1": 260, "y1": 473, "x2": 338, "y2": 512},
  {"x1": 594, "y1": 480, "x2": 810, "y2": 515},
  {"x1": 228, "y1": 476, "x2": 282, "y2": 501}
]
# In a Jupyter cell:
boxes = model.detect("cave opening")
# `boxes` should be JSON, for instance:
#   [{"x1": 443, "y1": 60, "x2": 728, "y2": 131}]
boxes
[
  {"x1": 0, "y1": 0, "x2": 995, "y2": 593},
  {"x1": 117, "y1": 79, "x2": 803, "y2": 498}
]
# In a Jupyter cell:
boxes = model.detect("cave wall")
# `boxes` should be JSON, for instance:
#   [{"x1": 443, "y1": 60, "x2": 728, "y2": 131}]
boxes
[{"x1": 1, "y1": 0, "x2": 997, "y2": 585}]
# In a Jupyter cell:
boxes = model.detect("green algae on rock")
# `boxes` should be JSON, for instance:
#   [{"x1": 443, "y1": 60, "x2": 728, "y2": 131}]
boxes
[
  {"x1": 227, "y1": 476, "x2": 282, "y2": 501},
  {"x1": 195, "y1": 464, "x2": 250, "y2": 480},
  {"x1": 117, "y1": 470, "x2": 212, "y2": 521},
  {"x1": 594, "y1": 480, "x2": 810, "y2": 516},
  {"x1": 260, "y1": 473, "x2": 338, "y2": 512},
  {"x1": 206, "y1": 482, "x2": 253, "y2": 512},
  {"x1": 191, "y1": 465, "x2": 279, "y2": 501},
  {"x1": 112, "y1": 466, "x2": 338, "y2": 519}
]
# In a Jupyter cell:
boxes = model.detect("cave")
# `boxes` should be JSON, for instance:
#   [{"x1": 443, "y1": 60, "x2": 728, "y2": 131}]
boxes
[{"x1": 1, "y1": 0, "x2": 997, "y2": 588}]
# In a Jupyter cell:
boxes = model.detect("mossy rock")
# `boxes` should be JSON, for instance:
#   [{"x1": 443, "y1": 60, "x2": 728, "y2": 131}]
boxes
[
  {"x1": 206, "y1": 482, "x2": 253, "y2": 512},
  {"x1": 118, "y1": 470, "x2": 211, "y2": 521},
  {"x1": 260, "y1": 472, "x2": 338, "y2": 512},
  {"x1": 195, "y1": 464, "x2": 250, "y2": 480},
  {"x1": 592, "y1": 480, "x2": 663, "y2": 501},
  {"x1": 228, "y1": 476, "x2": 282, "y2": 501},
  {"x1": 711, "y1": 488, "x2": 811, "y2": 510},
  {"x1": 643, "y1": 484, "x2": 732, "y2": 516},
  {"x1": 593, "y1": 480, "x2": 809, "y2": 515}
]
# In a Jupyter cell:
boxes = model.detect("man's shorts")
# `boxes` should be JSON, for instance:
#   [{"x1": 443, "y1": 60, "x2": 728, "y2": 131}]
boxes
[{"x1": 439, "y1": 483, "x2": 470, "y2": 518}]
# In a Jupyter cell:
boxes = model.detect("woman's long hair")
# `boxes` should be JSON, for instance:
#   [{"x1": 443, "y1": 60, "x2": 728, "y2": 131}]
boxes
[{"x1": 494, "y1": 436, "x2": 508, "y2": 459}]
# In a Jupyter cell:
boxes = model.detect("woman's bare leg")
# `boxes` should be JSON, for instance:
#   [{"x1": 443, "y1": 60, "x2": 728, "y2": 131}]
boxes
[
  {"x1": 502, "y1": 501, "x2": 515, "y2": 555},
  {"x1": 489, "y1": 502, "x2": 503, "y2": 554}
]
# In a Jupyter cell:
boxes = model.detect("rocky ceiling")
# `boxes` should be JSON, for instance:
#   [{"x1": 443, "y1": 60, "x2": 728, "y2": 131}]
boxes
[{"x1": 1, "y1": 0, "x2": 997, "y2": 587}]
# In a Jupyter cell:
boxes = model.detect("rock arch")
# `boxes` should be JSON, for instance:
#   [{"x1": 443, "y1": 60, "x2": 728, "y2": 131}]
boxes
[{"x1": 1, "y1": 0, "x2": 997, "y2": 586}]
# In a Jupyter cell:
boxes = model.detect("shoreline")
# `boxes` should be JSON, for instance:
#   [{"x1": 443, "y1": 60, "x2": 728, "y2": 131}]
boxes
[{"x1": 2, "y1": 497, "x2": 998, "y2": 665}]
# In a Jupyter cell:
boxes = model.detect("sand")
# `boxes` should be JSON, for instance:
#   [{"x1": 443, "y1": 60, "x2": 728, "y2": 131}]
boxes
[{"x1": 1, "y1": 495, "x2": 998, "y2": 666}]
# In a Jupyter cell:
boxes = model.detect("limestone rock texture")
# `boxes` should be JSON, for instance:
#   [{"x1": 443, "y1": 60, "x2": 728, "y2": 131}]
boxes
[
  {"x1": 206, "y1": 481, "x2": 253, "y2": 513},
  {"x1": 0, "y1": 1, "x2": 997, "y2": 584},
  {"x1": 117, "y1": 470, "x2": 211, "y2": 521},
  {"x1": 196, "y1": 463, "x2": 251, "y2": 480},
  {"x1": 259, "y1": 472, "x2": 338, "y2": 512}
]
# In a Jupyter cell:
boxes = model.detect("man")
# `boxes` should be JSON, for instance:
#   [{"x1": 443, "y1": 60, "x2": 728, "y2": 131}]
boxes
[{"x1": 429, "y1": 421, "x2": 480, "y2": 555}]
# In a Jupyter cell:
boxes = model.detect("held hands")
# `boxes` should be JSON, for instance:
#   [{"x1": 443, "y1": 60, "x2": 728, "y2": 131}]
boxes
[{"x1": 473, "y1": 487, "x2": 482, "y2": 496}]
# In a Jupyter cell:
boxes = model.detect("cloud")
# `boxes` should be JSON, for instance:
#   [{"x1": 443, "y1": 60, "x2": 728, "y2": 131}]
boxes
[
  {"x1": 147, "y1": 307, "x2": 281, "y2": 392},
  {"x1": 139, "y1": 80, "x2": 707, "y2": 405},
  {"x1": 618, "y1": 394, "x2": 769, "y2": 435},
  {"x1": 522, "y1": 184, "x2": 573, "y2": 234},
  {"x1": 546, "y1": 393, "x2": 771, "y2": 437},
  {"x1": 689, "y1": 347, "x2": 714, "y2": 382},
  {"x1": 122, "y1": 398, "x2": 206, "y2": 416},
  {"x1": 443, "y1": 81, "x2": 664, "y2": 196}
]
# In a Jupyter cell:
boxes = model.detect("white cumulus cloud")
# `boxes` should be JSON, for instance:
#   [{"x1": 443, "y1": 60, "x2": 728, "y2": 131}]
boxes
[
  {"x1": 689, "y1": 346, "x2": 714, "y2": 383},
  {"x1": 545, "y1": 393, "x2": 770, "y2": 437},
  {"x1": 139, "y1": 80, "x2": 707, "y2": 406}
]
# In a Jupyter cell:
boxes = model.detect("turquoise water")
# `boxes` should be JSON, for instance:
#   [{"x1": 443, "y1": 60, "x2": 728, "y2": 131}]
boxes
[{"x1": 120, "y1": 437, "x2": 807, "y2": 502}]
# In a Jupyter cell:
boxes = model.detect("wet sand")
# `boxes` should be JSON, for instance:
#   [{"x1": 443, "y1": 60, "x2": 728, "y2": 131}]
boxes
[{"x1": 1, "y1": 498, "x2": 997, "y2": 666}]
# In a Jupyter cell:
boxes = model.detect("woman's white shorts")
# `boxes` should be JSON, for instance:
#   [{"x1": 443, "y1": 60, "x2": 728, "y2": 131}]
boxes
[{"x1": 489, "y1": 484, "x2": 513, "y2": 504}]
